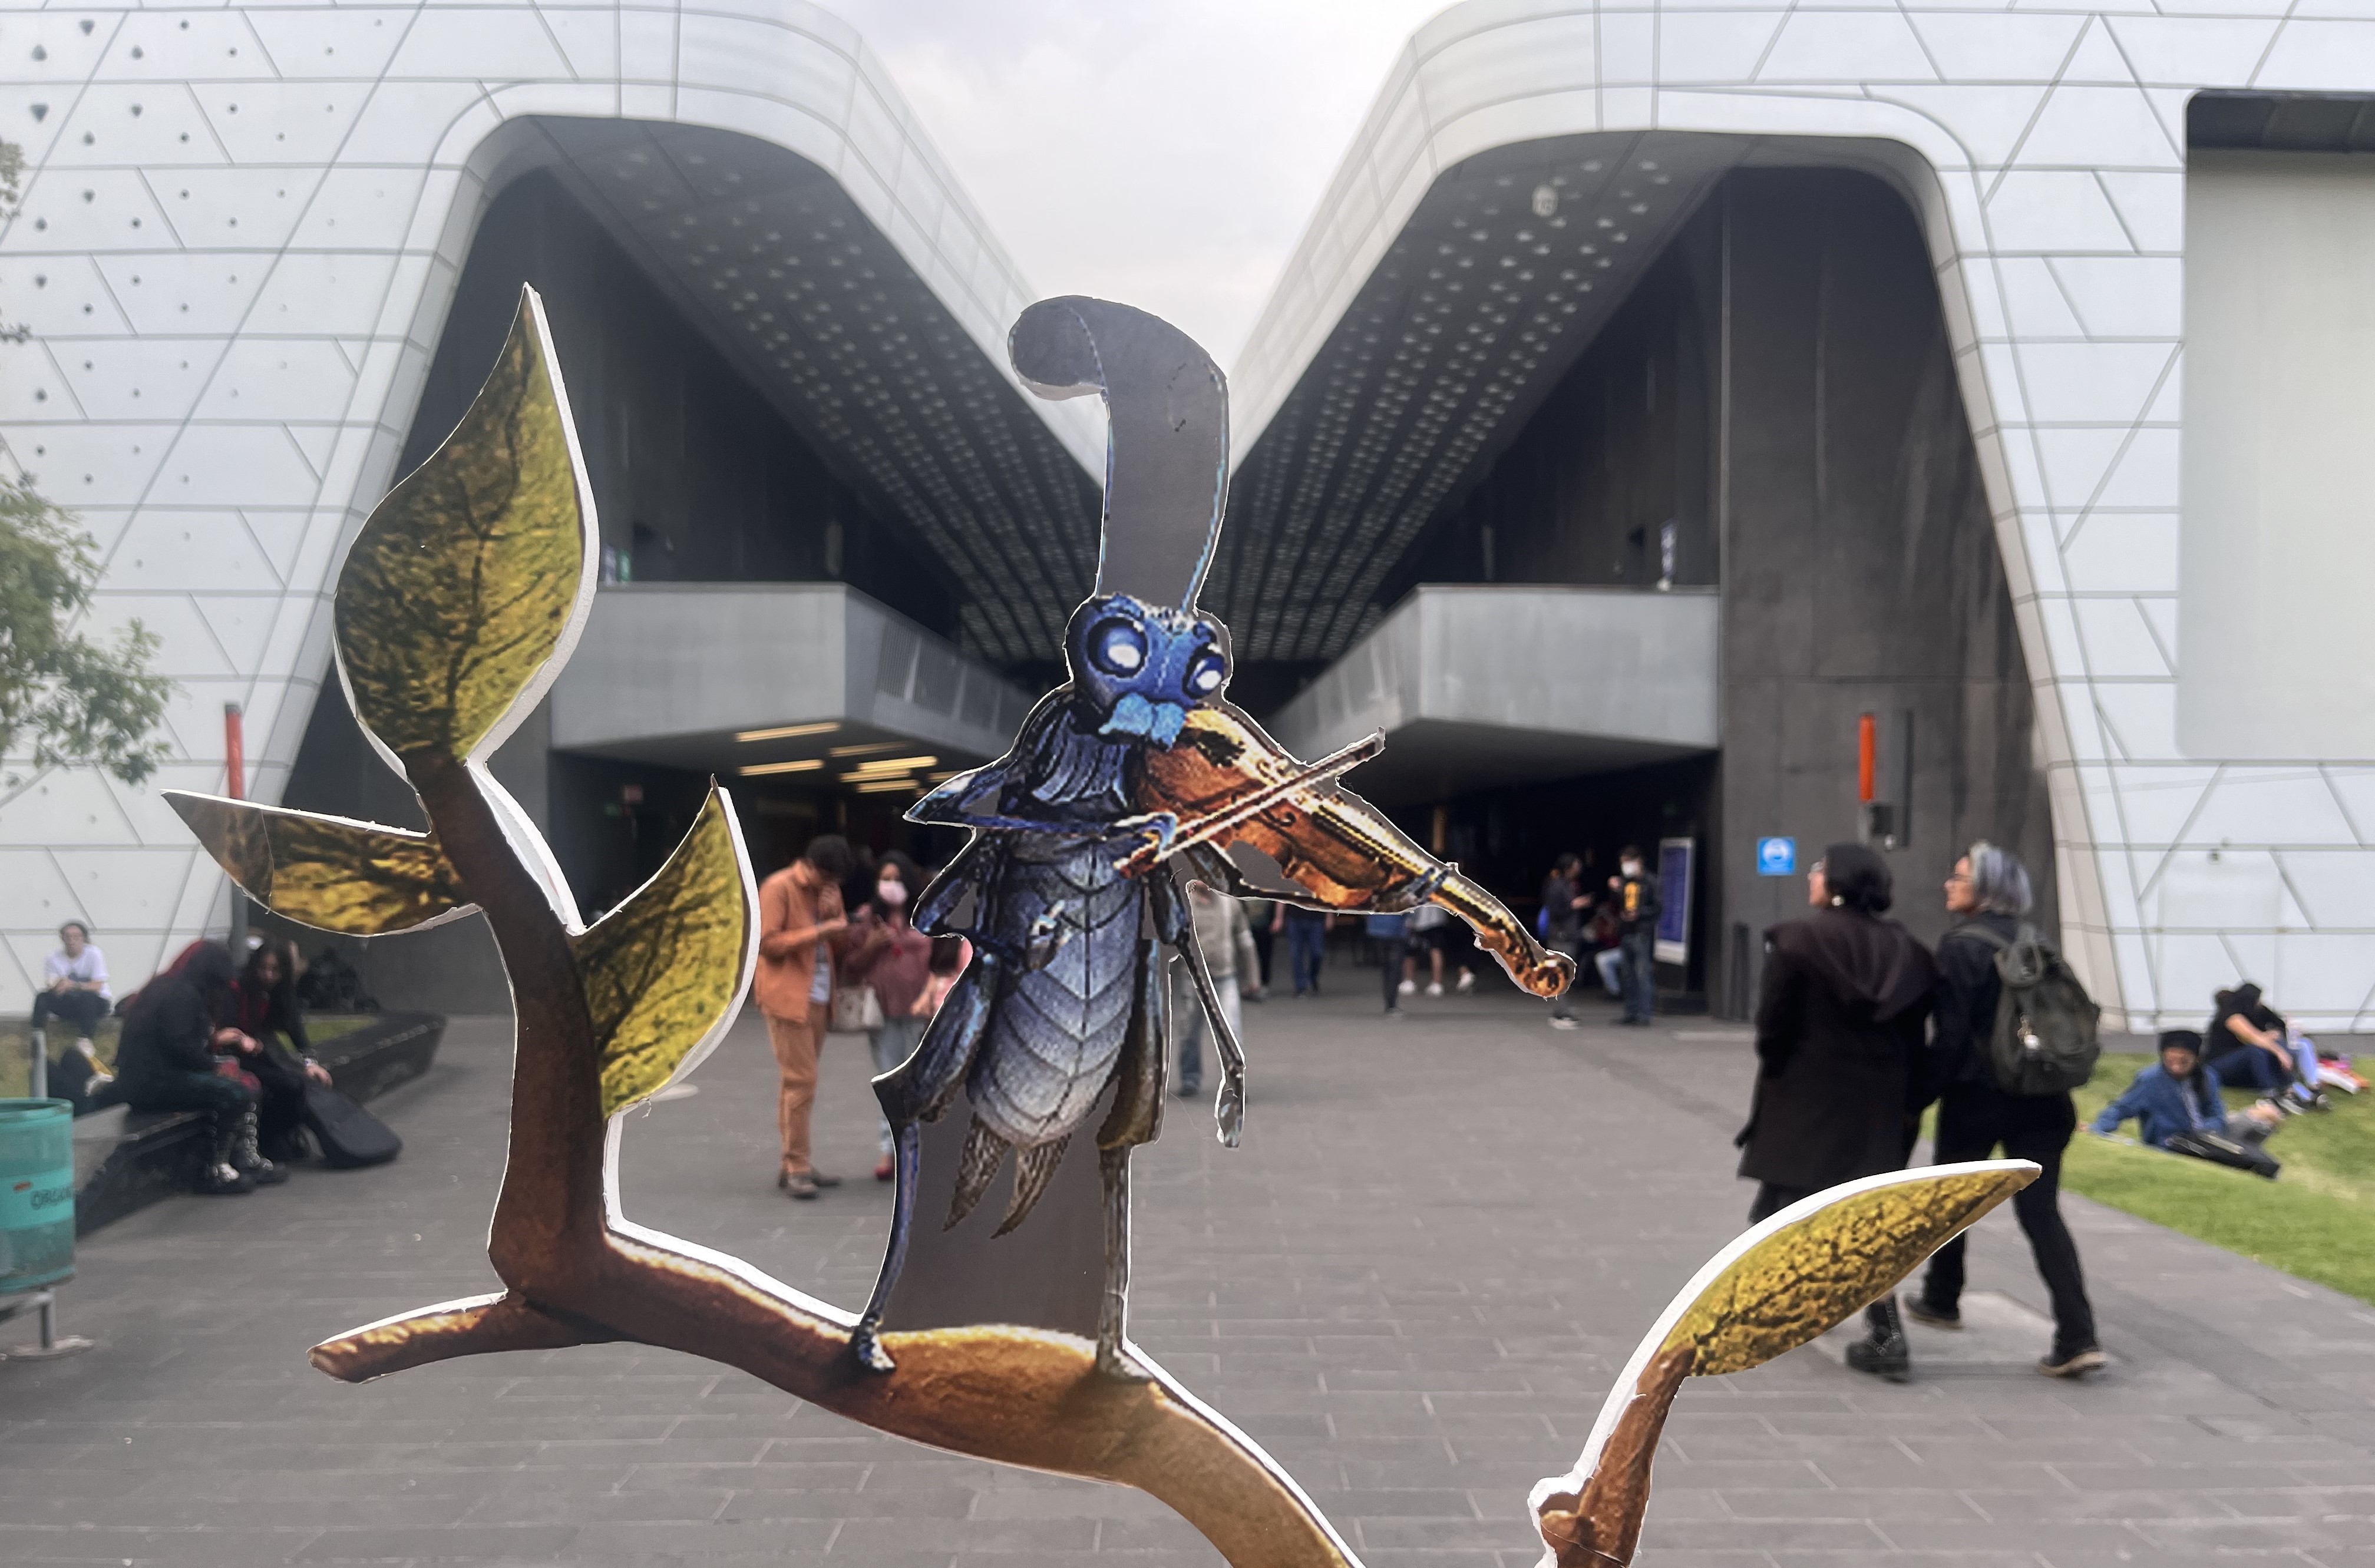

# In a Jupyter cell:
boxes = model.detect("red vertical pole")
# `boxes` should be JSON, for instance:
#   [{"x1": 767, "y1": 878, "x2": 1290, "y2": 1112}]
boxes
[
  {"x1": 224, "y1": 702, "x2": 249, "y2": 952},
  {"x1": 1857, "y1": 712, "x2": 1877, "y2": 805},
  {"x1": 223, "y1": 702, "x2": 246, "y2": 800}
]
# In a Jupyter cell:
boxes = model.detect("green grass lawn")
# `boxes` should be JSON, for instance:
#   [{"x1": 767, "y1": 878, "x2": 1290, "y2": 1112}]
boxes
[
  {"x1": 0, "y1": 1013, "x2": 378, "y2": 1099},
  {"x1": 2065, "y1": 1051, "x2": 2375, "y2": 1305}
]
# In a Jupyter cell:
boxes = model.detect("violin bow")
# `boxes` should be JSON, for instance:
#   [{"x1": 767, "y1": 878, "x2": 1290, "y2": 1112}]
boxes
[{"x1": 1117, "y1": 729, "x2": 1385, "y2": 878}]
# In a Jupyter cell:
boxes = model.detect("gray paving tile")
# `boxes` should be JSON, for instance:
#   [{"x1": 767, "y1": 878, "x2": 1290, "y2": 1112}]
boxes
[{"x1": 1, "y1": 998, "x2": 2369, "y2": 1566}]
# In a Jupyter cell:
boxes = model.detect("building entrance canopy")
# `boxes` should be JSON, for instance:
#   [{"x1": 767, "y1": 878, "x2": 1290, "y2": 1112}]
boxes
[
  {"x1": 549, "y1": 584, "x2": 1033, "y2": 782},
  {"x1": 1266, "y1": 587, "x2": 1717, "y2": 803}
]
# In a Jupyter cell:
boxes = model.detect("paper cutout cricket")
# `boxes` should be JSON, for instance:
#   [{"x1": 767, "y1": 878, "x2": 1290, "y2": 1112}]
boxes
[{"x1": 168, "y1": 285, "x2": 2039, "y2": 1567}]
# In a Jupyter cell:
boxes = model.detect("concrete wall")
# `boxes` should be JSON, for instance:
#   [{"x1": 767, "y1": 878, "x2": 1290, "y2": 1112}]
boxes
[
  {"x1": 1715, "y1": 169, "x2": 2051, "y2": 1011},
  {"x1": 404, "y1": 171, "x2": 961, "y2": 639},
  {"x1": 2179, "y1": 149, "x2": 2375, "y2": 763},
  {"x1": 1388, "y1": 201, "x2": 1722, "y2": 600}
]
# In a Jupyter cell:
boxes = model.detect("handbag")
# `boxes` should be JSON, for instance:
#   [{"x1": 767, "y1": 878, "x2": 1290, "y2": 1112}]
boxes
[
  {"x1": 2165, "y1": 1129, "x2": 2280, "y2": 1181},
  {"x1": 830, "y1": 983, "x2": 885, "y2": 1034}
]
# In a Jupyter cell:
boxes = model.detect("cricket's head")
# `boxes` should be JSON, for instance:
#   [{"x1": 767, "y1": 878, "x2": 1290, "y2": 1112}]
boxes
[{"x1": 1065, "y1": 593, "x2": 1230, "y2": 747}]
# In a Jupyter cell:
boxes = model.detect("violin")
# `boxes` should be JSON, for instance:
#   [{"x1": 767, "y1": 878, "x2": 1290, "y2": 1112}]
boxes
[{"x1": 1138, "y1": 704, "x2": 1577, "y2": 1000}]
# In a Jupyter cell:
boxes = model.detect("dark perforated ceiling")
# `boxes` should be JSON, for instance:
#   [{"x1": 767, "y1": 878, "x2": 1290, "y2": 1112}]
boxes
[
  {"x1": 1208, "y1": 132, "x2": 1738, "y2": 664},
  {"x1": 518, "y1": 118, "x2": 1099, "y2": 667}
]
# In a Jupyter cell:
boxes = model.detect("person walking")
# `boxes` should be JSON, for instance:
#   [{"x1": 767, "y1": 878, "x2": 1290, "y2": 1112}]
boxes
[
  {"x1": 1172, "y1": 881, "x2": 1258, "y2": 1097},
  {"x1": 754, "y1": 834, "x2": 853, "y2": 1199},
  {"x1": 32, "y1": 919, "x2": 112, "y2": 1103},
  {"x1": 1735, "y1": 843, "x2": 1937, "y2": 1380},
  {"x1": 842, "y1": 851, "x2": 935, "y2": 1183},
  {"x1": 1283, "y1": 903, "x2": 1330, "y2": 997},
  {"x1": 1542, "y1": 854, "x2": 1588, "y2": 1030},
  {"x1": 1611, "y1": 846, "x2": 1661, "y2": 1026},
  {"x1": 1908, "y1": 841, "x2": 2106, "y2": 1378},
  {"x1": 1406, "y1": 901, "x2": 1473, "y2": 996},
  {"x1": 1366, "y1": 911, "x2": 1409, "y2": 1018}
]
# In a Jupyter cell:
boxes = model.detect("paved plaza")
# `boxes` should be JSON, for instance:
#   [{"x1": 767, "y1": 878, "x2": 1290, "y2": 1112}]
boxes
[{"x1": 5, "y1": 980, "x2": 2373, "y2": 1567}]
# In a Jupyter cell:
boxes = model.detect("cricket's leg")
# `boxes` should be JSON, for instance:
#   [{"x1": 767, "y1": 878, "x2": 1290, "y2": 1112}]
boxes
[
  {"x1": 1091, "y1": 935, "x2": 1167, "y2": 1381},
  {"x1": 1154, "y1": 864, "x2": 1248, "y2": 1147},
  {"x1": 850, "y1": 955, "x2": 1002, "y2": 1374},
  {"x1": 912, "y1": 835, "x2": 994, "y2": 936}
]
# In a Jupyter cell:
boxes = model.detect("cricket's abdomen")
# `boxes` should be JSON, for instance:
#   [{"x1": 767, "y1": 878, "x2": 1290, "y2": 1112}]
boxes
[{"x1": 968, "y1": 838, "x2": 1142, "y2": 1147}]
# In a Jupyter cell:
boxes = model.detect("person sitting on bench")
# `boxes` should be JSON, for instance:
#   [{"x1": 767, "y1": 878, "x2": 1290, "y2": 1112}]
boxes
[
  {"x1": 235, "y1": 938, "x2": 333, "y2": 1163},
  {"x1": 31, "y1": 920, "x2": 114, "y2": 1107},
  {"x1": 2089, "y1": 1030, "x2": 2280, "y2": 1153},
  {"x1": 113, "y1": 942, "x2": 286, "y2": 1195}
]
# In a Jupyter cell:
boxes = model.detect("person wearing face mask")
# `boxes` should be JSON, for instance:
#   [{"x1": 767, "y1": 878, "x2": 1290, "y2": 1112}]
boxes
[
  {"x1": 1610, "y1": 845, "x2": 1662, "y2": 1026},
  {"x1": 841, "y1": 851, "x2": 937, "y2": 1183}
]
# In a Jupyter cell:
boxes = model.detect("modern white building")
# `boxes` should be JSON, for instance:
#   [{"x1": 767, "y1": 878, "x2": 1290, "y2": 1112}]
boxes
[{"x1": 5, "y1": 0, "x2": 2374, "y2": 1028}]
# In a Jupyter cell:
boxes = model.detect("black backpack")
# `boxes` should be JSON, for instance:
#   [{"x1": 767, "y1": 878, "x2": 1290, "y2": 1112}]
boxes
[{"x1": 1951, "y1": 922, "x2": 2101, "y2": 1094}]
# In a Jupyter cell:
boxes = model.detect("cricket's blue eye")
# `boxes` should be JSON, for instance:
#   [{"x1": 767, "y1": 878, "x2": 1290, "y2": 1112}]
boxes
[
  {"x1": 1185, "y1": 647, "x2": 1226, "y2": 696},
  {"x1": 1089, "y1": 617, "x2": 1147, "y2": 676}
]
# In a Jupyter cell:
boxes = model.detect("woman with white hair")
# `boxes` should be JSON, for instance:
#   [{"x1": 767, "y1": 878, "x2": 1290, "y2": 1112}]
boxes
[{"x1": 1905, "y1": 841, "x2": 2105, "y2": 1378}]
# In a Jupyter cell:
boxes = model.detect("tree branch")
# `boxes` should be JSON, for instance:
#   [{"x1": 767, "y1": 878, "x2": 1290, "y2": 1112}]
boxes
[
  {"x1": 310, "y1": 1291, "x2": 605, "y2": 1382},
  {"x1": 1536, "y1": 1344, "x2": 1695, "y2": 1566}
]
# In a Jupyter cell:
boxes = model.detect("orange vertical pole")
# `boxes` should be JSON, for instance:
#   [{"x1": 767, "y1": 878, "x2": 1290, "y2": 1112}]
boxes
[
  {"x1": 1857, "y1": 712, "x2": 1877, "y2": 805},
  {"x1": 223, "y1": 702, "x2": 246, "y2": 800}
]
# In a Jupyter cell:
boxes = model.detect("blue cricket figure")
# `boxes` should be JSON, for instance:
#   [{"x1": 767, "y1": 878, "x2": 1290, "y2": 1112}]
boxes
[{"x1": 848, "y1": 297, "x2": 1324, "y2": 1380}]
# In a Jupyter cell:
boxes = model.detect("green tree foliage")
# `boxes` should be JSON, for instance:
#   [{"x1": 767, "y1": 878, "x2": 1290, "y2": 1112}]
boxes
[
  {"x1": 0, "y1": 481, "x2": 174, "y2": 785},
  {"x1": 0, "y1": 138, "x2": 173, "y2": 784}
]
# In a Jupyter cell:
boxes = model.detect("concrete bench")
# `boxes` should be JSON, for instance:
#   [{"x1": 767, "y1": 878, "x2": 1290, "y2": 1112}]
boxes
[{"x1": 66, "y1": 1011, "x2": 447, "y2": 1237}]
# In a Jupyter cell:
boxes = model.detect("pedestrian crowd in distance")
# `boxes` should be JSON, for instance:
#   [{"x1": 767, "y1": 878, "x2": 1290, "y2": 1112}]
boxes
[
  {"x1": 1727, "y1": 836, "x2": 2338, "y2": 1385},
  {"x1": 751, "y1": 833, "x2": 1296, "y2": 1200}
]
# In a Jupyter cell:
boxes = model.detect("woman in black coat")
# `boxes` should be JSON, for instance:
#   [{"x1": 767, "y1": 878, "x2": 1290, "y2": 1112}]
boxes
[
  {"x1": 113, "y1": 942, "x2": 271, "y2": 1195},
  {"x1": 1736, "y1": 842, "x2": 1937, "y2": 1377}
]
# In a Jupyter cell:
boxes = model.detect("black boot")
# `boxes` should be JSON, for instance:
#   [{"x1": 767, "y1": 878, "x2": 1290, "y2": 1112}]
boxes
[
  {"x1": 196, "y1": 1112, "x2": 255, "y2": 1196},
  {"x1": 230, "y1": 1106, "x2": 289, "y2": 1186},
  {"x1": 1845, "y1": 1296, "x2": 1910, "y2": 1382}
]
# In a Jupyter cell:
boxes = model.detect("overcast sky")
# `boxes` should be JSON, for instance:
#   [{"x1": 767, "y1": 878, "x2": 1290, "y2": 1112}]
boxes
[{"x1": 824, "y1": 1, "x2": 1452, "y2": 369}]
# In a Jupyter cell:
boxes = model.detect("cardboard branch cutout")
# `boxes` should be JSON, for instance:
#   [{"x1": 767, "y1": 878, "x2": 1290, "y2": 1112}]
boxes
[{"x1": 170, "y1": 287, "x2": 2037, "y2": 1568}]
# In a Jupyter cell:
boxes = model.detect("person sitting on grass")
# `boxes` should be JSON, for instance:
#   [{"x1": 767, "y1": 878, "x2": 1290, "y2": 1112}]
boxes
[
  {"x1": 2089, "y1": 1030, "x2": 2281, "y2": 1153},
  {"x1": 2203, "y1": 982, "x2": 2326, "y2": 1113}
]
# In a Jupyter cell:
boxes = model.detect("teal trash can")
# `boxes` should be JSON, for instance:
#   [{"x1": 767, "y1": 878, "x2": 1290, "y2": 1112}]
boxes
[{"x1": 0, "y1": 1099, "x2": 76, "y2": 1296}]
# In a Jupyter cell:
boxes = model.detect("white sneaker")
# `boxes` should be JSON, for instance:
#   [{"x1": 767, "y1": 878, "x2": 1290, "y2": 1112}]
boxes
[
  {"x1": 1398, "y1": 978, "x2": 1416, "y2": 995},
  {"x1": 1456, "y1": 972, "x2": 1476, "y2": 994},
  {"x1": 1425, "y1": 981, "x2": 1444, "y2": 997},
  {"x1": 1549, "y1": 1016, "x2": 1579, "y2": 1031}
]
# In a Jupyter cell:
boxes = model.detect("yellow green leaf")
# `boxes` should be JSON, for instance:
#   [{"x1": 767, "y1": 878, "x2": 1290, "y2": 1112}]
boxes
[
  {"x1": 1661, "y1": 1162, "x2": 2037, "y2": 1375},
  {"x1": 165, "y1": 790, "x2": 473, "y2": 936},
  {"x1": 333, "y1": 285, "x2": 594, "y2": 763},
  {"x1": 574, "y1": 787, "x2": 758, "y2": 1117}
]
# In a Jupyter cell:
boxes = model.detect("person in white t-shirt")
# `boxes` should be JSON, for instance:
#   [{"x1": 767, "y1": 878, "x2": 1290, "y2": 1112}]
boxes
[{"x1": 33, "y1": 920, "x2": 114, "y2": 1101}]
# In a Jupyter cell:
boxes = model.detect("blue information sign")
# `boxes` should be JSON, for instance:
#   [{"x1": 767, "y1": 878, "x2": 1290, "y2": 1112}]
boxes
[{"x1": 1756, "y1": 836, "x2": 1796, "y2": 876}]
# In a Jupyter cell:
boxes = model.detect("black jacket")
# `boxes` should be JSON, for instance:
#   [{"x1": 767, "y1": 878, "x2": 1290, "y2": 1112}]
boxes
[
  {"x1": 1542, "y1": 874, "x2": 1585, "y2": 944},
  {"x1": 113, "y1": 975, "x2": 222, "y2": 1087},
  {"x1": 1928, "y1": 912, "x2": 2019, "y2": 1092},
  {"x1": 1737, "y1": 907, "x2": 1938, "y2": 1190}
]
